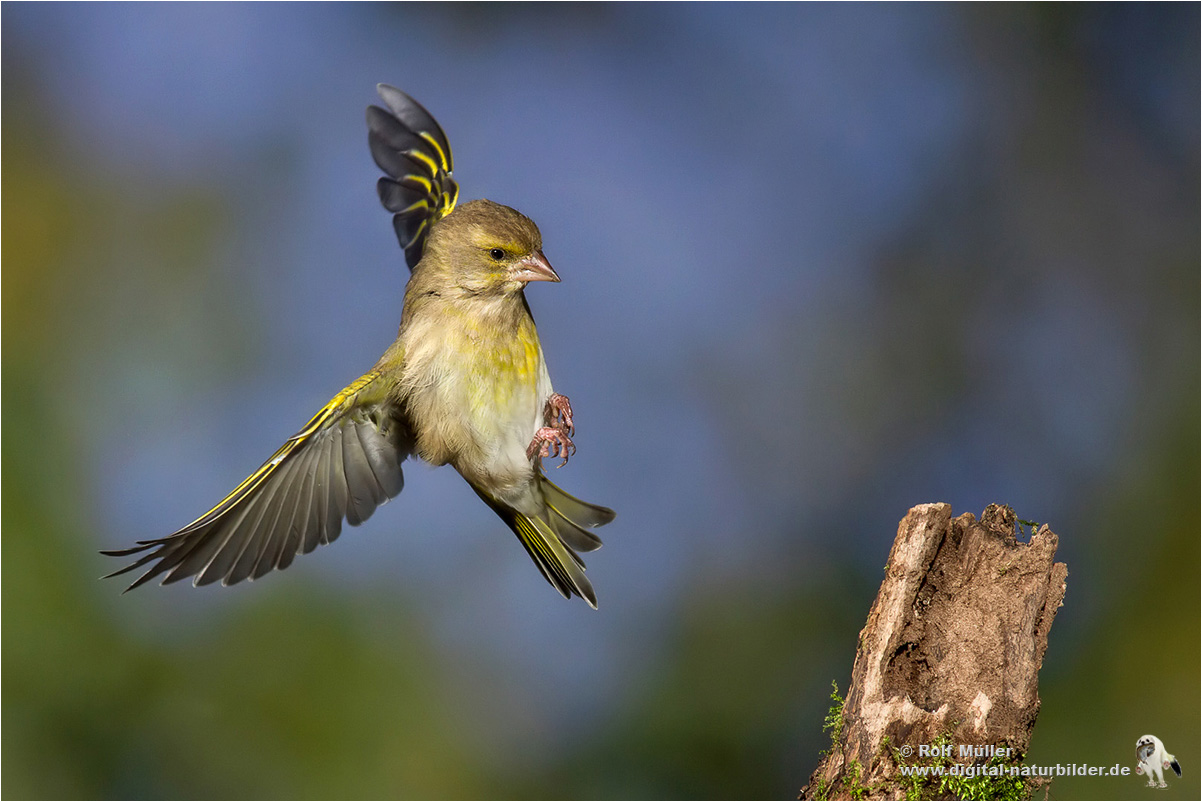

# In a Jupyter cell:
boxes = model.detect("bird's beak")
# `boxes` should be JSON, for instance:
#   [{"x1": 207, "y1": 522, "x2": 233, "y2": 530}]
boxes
[{"x1": 510, "y1": 250, "x2": 560, "y2": 283}]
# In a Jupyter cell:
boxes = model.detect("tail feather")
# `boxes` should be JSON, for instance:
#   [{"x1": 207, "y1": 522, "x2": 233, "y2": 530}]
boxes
[
  {"x1": 541, "y1": 475, "x2": 614, "y2": 554},
  {"x1": 472, "y1": 479, "x2": 613, "y2": 609},
  {"x1": 513, "y1": 513, "x2": 596, "y2": 608},
  {"x1": 540, "y1": 475, "x2": 616, "y2": 529},
  {"x1": 547, "y1": 506, "x2": 604, "y2": 553}
]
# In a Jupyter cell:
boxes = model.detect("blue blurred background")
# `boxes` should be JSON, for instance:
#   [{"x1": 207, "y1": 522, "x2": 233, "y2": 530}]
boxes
[{"x1": 3, "y1": 3, "x2": 1198, "y2": 799}]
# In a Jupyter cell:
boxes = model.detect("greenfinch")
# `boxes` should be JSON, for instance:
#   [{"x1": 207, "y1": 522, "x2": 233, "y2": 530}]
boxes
[{"x1": 103, "y1": 85, "x2": 614, "y2": 607}]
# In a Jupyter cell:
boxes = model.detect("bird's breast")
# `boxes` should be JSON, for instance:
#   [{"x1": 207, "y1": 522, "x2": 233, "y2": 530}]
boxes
[{"x1": 401, "y1": 303, "x2": 551, "y2": 489}]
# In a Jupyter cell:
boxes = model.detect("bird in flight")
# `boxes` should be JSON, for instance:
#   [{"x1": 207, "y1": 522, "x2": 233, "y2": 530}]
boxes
[{"x1": 103, "y1": 85, "x2": 614, "y2": 607}]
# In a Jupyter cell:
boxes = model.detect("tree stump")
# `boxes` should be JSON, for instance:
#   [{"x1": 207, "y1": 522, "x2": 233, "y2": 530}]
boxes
[{"x1": 801, "y1": 503, "x2": 1068, "y2": 800}]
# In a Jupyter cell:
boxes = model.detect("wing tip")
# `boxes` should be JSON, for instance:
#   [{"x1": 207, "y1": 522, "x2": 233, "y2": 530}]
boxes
[{"x1": 368, "y1": 82, "x2": 456, "y2": 266}]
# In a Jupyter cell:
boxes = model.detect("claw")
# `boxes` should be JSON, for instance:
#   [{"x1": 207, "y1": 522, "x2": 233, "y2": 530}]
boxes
[
  {"x1": 528, "y1": 393, "x2": 577, "y2": 467},
  {"x1": 544, "y1": 393, "x2": 574, "y2": 436},
  {"x1": 526, "y1": 426, "x2": 576, "y2": 468}
]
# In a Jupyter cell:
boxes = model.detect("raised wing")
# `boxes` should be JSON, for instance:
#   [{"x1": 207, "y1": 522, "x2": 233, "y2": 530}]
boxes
[
  {"x1": 103, "y1": 371, "x2": 412, "y2": 590},
  {"x1": 367, "y1": 84, "x2": 460, "y2": 270}
]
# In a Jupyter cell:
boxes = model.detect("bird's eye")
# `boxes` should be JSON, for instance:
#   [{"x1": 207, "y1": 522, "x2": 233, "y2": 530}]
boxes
[{"x1": 489, "y1": 248, "x2": 505, "y2": 261}]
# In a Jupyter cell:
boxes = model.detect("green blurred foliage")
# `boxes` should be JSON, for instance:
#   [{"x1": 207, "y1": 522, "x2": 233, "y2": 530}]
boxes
[{"x1": 1028, "y1": 405, "x2": 1200, "y2": 799}]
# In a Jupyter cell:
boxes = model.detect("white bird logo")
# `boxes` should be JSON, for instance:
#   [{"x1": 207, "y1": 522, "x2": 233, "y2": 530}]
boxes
[{"x1": 1135, "y1": 734, "x2": 1181, "y2": 788}]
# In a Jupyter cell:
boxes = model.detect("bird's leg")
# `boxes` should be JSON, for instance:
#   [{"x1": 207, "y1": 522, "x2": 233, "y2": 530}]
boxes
[{"x1": 527, "y1": 393, "x2": 577, "y2": 467}]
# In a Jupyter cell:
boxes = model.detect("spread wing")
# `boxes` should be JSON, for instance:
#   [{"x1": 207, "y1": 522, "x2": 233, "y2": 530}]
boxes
[
  {"x1": 367, "y1": 84, "x2": 459, "y2": 270},
  {"x1": 102, "y1": 371, "x2": 412, "y2": 590}
]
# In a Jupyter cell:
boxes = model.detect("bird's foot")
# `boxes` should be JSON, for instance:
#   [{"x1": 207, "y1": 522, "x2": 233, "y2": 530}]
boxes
[
  {"x1": 526, "y1": 426, "x2": 576, "y2": 468},
  {"x1": 544, "y1": 393, "x2": 574, "y2": 436}
]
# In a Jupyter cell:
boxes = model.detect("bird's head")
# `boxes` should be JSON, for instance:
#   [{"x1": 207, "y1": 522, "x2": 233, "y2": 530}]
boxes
[
  {"x1": 1136, "y1": 736, "x2": 1156, "y2": 762},
  {"x1": 422, "y1": 199, "x2": 559, "y2": 296}
]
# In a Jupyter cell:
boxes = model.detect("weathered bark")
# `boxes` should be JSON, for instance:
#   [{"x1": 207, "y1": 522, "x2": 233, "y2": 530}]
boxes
[{"x1": 800, "y1": 503, "x2": 1067, "y2": 800}]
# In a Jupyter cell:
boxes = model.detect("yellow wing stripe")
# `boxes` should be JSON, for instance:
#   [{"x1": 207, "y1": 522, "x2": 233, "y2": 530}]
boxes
[
  {"x1": 408, "y1": 134, "x2": 456, "y2": 220},
  {"x1": 402, "y1": 174, "x2": 435, "y2": 194},
  {"x1": 289, "y1": 371, "x2": 380, "y2": 442},
  {"x1": 397, "y1": 199, "x2": 432, "y2": 217},
  {"x1": 417, "y1": 132, "x2": 451, "y2": 172},
  {"x1": 404, "y1": 148, "x2": 439, "y2": 177},
  {"x1": 176, "y1": 371, "x2": 381, "y2": 534}
]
